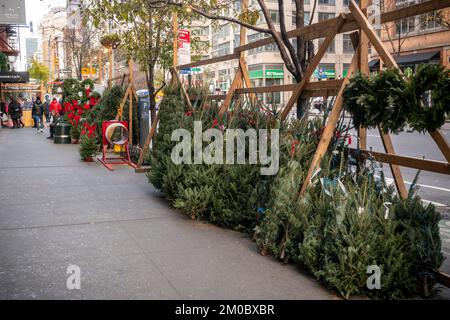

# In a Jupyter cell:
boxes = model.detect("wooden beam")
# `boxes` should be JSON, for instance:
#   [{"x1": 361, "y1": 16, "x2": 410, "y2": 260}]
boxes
[
  {"x1": 178, "y1": 53, "x2": 240, "y2": 69},
  {"x1": 299, "y1": 47, "x2": 360, "y2": 196},
  {"x1": 378, "y1": 129, "x2": 408, "y2": 199},
  {"x1": 437, "y1": 271, "x2": 450, "y2": 288},
  {"x1": 280, "y1": 14, "x2": 346, "y2": 122},
  {"x1": 236, "y1": 79, "x2": 343, "y2": 94},
  {"x1": 219, "y1": 67, "x2": 243, "y2": 116},
  {"x1": 349, "y1": 0, "x2": 398, "y2": 68},
  {"x1": 349, "y1": 149, "x2": 450, "y2": 175},
  {"x1": 136, "y1": 110, "x2": 160, "y2": 169},
  {"x1": 430, "y1": 130, "x2": 450, "y2": 163},
  {"x1": 350, "y1": 0, "x2": 408, "y2": 199},
  {"x1": 172, "y1": 69, "x2": 193, "y2": 110},
  {"x1": 357, "y1": 1, "x2": 369, "y2": 151}
]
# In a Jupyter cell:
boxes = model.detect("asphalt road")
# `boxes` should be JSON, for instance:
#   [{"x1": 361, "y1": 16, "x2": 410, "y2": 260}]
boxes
[{"x1": 348, "y1": 123, "x2": 450, "y2": 275}]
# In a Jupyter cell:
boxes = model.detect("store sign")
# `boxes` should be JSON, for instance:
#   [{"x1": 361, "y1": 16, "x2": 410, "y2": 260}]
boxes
[
  {"x1": 191, "y1": 67, "x2": 203, "y2": 73},
  {"x1": 249, "y1": 69, "x2": 284, "y2": 79},
  {"x1": 0, "y1": 71, "x2": 29, "y2": 83},
  {"x1": 265, "y1": 69, "x2": 284, "y2": 78},
  {"x1": 249, "y1": 70, "x2": 263, "y2": 79},
  {"x1": 314, "y1": 68, "x2": 335, "y2": 79},
  {"x1": 178, "y1": 29, "x2": 191, "y2": 65},
  {"x1": 81, "y1": 67, "x2": 97, "y2": 75},
  {"x1": 0, "y1": 0, "x2": 26, "y2": 25}
]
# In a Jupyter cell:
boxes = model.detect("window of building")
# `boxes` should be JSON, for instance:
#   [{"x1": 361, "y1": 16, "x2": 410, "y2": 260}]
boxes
[
  {"x1": 318, "y1": 0, "x2": 335, "y2": 5},
  {"x1": 269, "y1": 10, "x2": 280, "y2": 24},
  {"x1": 192, "y1": 26, "x2": 209, "y2": 37},
  {"x1": 395, "y1": 0, "x2": 442, "y2": 35},
  {"x1": 212, "y1": 42, "x2": 230, "y2": 57},
  {"x1": 292, "y1": 11, "x2": 310, "y2": 26},
  {"x1": 343, "y1": 34, "x2": 354, "y2": 53},
  {"x1": 265, "y1": 78, "x2": 282, "y2": 105},
  {"x1": 318, "y1": 12, "x2": 335, "y2": 22},
  {"x1": 212, "y1": 24, "x2": 229, "y2": 39},
  {"x1": 248, "y1": 33, "x2": 278, "y2": 54},
  {"x1": 318, "y1": 38, "x2": 335, "y2": 53}
]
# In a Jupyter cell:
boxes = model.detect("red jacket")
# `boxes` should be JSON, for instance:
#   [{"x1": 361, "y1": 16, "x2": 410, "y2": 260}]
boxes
[{"x1": 49, "y1": 100, "x2": 62, "y2": 114}]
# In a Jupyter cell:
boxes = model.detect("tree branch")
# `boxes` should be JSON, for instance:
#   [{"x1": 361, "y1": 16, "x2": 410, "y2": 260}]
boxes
[
  {"x1": 278, "y1": 0, "x2": 301, "y2": 79},
  {"x1": 147, "y1": 0, "x2": 271, "y2": 34},
  {"x1": 256, "y1": 0, "x2": 298, "y2": 79}
]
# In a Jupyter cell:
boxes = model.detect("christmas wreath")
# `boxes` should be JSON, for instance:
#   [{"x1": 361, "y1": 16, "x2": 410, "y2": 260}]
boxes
[
  {"x1": 407, "y1": 64, "x2": 450, "y2": 132},
  {"x1": 343, "y1": 64, "x2": 450, "y2": 133}
]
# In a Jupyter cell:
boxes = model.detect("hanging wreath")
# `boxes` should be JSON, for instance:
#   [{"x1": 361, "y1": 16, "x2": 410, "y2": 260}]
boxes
[
  {"x1": 343, "y1": 64, "x2": 450, "y2": 133},
  {"x1": 407, "y1": 64, "x2": 450, "y2": 132}
]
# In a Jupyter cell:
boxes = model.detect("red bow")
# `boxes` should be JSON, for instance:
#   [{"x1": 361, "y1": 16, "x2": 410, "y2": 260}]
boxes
[{"x1": 290, "y1": 140, "x2": 300, "y2": 157}]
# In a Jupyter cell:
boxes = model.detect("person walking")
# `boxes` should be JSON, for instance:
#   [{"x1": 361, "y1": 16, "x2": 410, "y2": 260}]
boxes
[
  {"x1": 32, "y1": 97, "x2": 44, "y2": 132},
  {"x1": 43, "y1": 96, "x2": 50, "y2": 123},
  {"x1": 8, "y1": 98, "x2": 21, "y2": 129}
]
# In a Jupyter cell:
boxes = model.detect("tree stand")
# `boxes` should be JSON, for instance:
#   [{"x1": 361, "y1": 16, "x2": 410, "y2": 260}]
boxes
[{"x1": 97, "y1": 120, "x2": 136, "y2": 171}]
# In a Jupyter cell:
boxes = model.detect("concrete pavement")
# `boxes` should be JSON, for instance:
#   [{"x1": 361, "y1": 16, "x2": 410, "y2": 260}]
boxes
[{"x1": 0, "y1": 127, "x2": 336, "y2": 299}]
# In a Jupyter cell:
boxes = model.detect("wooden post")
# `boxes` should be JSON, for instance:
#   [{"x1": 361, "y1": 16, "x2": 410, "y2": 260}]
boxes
[
  {"x1": 129, "y1": 58, "x2": 133, "y2": 146},
  {"x1": 108, "y1": 46, "x2": 113, "y2": 88},
  {"x1": 299, "y1": 47, "x2": 360, "y2": 196},
  {"x1": 98, "y1": 50, "x2": 102, "y2": 83},
  {"x1": 280, "y1": 15, "x2": 346, "y2": 122},
  {"x1": 349, "y1": 0, "x2": 414, "y2": 199},
  {"x1": 358, "y1": 0, "x2": 369, "y2": 150},
  {"x1": 171, "y1": 11, "x2": 178, "y2": 85}
]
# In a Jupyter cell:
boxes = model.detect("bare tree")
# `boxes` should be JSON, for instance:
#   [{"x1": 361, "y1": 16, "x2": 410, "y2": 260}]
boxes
[{"x1": 65, "y1": 21, "x2": 99, "y2": 80}]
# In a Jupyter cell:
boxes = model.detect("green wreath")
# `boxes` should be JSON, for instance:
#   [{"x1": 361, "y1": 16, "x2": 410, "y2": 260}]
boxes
[
  {"x1": 343, "y1": 69, "x2": 409, "y2": 133},
  {"x1": 343, "y1": 65, "x2": 450, "y2": 133},
  {"x1": 407, "y1": 64, "x2": 450, "y2": 132}
]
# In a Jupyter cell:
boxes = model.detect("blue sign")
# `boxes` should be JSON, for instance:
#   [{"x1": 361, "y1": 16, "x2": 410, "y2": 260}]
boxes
[{"x1": 180, "y1": 68, "x2": 191, "y2": 75}]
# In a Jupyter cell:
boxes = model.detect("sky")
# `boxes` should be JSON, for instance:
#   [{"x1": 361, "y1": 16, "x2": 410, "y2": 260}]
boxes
[{"x1": 16, "y1": 0, "x2": 66, "y2": 70}]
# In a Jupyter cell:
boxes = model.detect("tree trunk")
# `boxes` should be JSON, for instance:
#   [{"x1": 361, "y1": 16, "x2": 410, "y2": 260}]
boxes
[{"x1": 147, "y1": 63, "x2": 157, "y2": 124}]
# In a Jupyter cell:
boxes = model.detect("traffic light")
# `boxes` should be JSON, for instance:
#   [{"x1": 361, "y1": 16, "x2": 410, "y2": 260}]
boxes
[{"x1": 54, "y1": 55, "x2": 59, "y2": 67}]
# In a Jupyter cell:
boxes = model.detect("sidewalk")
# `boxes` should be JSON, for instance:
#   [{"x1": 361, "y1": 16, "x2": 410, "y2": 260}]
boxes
[{"x1": 0, "y1": 127, "x2": 336, "y2": 299}]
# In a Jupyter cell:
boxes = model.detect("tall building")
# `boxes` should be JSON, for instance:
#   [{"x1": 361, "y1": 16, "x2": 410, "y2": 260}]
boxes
[
  {"x1": 189, "y1": 0, "x2": 354, "y2": 108},
  {"x1": 372, "y1": 0, "x2": 450, "y2": 71},
  {"x1": 39, "y1": 6, "x2": 67, "y2": 80},
  {"x1": 24, "y1": 37, "x2": 38, "y2": 69}
]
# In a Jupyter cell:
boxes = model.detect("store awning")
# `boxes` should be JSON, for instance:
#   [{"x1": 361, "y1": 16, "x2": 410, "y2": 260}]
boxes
[{"x1": 369, "y1": 50, "x2": 440, "y2": 69}]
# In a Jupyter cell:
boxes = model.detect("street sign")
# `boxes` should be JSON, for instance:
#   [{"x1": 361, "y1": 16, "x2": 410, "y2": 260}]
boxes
[
  {"x1": 0, "y1": 71, "x2": 29, "y2": 83},
  {"x1": 0, "y1": 0, "x2": 26, "y2": 25},
  {"x1": 178, "y1": 29, "x2": 191, "y2": 66},
  {"x1": 82, "y1": 67, "x2": 97, "y2": 75}
]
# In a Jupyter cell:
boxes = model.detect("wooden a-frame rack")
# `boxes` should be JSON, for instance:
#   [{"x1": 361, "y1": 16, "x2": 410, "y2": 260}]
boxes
[{"x1": 133, "y1": 0, "x2": 450, "y2": 285}]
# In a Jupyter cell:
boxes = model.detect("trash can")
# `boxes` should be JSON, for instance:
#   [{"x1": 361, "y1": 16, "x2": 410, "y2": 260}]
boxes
[
  {"x1": 137, "y1": 89, "x2": 150, "y2": 148},
  {"x1": 54, "y1": 121, "x2": 71, "y2": 144}
]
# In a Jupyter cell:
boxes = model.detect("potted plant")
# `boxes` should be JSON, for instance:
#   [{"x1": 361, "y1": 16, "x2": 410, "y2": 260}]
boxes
[
  {"x1": 100, "y1": 33, "x2": 121, "y2": 49},
  {"x1": 71, "y1": 124, "x2": 81, "y2": 144},
  {"x1": 79, "y1": 132, "x2": 98, "y2": 162}
]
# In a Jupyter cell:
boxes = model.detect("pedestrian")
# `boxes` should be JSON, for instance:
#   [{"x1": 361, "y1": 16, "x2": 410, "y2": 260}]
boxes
[
  {"x1": 47, "y1": 109, "x2": 61, "y2": 139},
  {"x1": 43, "y1": 96, "x2": 50, "y2": 123},
  {"x1": 32, "y1": 97, "x2": 44, "y2": 132},
  {"x1": 8, "y1": 97, "x2": 21, "y2": 129},
  {"x1": 49, "y1": 98, "x2": 62, "y2": 116},
  {"x1": 0, "y1": 101, "x2": 8, "y2": 128}
]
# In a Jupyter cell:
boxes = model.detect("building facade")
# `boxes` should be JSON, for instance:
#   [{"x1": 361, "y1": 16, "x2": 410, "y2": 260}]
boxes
[
  {"x1": 372, "y1": 0, "x2": 450, "y2": 71},
  {"x1": 189, "y1": 0, "x2": 354, "y2": 108},
  {"x1": 39, "y1": 6, "x2": 67, "y2": 81}
]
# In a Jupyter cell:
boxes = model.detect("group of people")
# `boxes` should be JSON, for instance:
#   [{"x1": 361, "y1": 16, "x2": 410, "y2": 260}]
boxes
[{"x1": 0, "y1": 96, "x2": 63, "y2": 139}]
